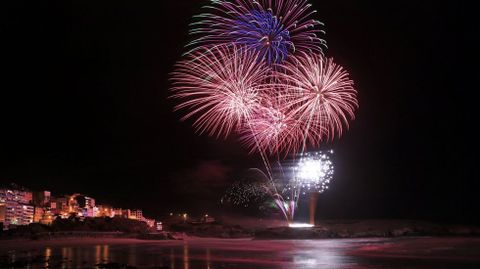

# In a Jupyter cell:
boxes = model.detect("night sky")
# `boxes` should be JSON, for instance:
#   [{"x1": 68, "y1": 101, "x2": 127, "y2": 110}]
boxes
[{"x1": 1, "y1": 1, "x2": 477, "y2": 223}]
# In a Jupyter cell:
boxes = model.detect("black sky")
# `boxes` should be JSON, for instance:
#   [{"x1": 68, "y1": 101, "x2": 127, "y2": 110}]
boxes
[{"x1": 1, "y1": 1, "x2": 478, "y2": 223}]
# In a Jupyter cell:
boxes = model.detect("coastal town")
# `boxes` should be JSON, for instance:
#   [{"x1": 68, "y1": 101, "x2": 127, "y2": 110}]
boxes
[{"x1": 0, "y1": 183, "x2": 158, "y2": 231}]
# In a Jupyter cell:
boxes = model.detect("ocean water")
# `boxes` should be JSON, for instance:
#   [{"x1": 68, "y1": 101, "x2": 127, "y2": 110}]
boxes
[{"x1": 1, "y1": 237, "x2": 480, "y2": 268}]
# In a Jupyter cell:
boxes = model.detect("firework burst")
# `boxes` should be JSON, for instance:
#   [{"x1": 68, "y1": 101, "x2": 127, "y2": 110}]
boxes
[
  {"x1": 240, "y1": 94, "x2": 325, "y2": 157},
  {"x1": 222, "y1": 179, "x2": 269, "y2": 207},
  {"x1": 275, "y1": 53, "x2": 358, "y2": 146},
  {"x1": 187, "y1": 0, "x2": 326, "y2": 64},
  {"x1": 292, "y1": 150, "x2": 334, "y2": 194},
  {"x1": 170, "y1": 45, "x2": 271, "y2": 138},
  {"x1": 242, "y1": 104, "x2": 298, "y2": 155},
  {"x1": 171, "y1": 1, "x2": 359, "y2": 223}
]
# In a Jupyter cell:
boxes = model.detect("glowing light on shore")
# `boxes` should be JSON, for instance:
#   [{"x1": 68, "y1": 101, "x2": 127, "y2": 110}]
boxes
[{"x1": 289, "y1": 223, "x2": 314, "y2": 228}]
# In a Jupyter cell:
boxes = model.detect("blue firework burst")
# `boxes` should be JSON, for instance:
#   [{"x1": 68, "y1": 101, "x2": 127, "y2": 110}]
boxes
[{"x1": 233, "y1": 11, "x2": 292, "y2": 64}]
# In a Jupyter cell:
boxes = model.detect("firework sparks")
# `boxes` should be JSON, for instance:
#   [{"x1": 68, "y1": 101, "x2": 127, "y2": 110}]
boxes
[
  {"x1": 222, "y1": 180, "x2": 270, "y2": 207},
  {"x1": 234, "y1": 10, "x2": 292, "y2": 64},
  {"x1": 276, "y1": 53, "x2": 358, "y2": 146},
  {"x1": 292, "y1": 150, "x2": 334, "y2": 194},
  {"x1": 171, "y1": 1, "x2": 358, "y2": 223},
  {"x1": 240, "y1": 96, "x2": 323, "y2": 157},
  {"x1": 243, "y1": 104, "x2": 298, "y2": 155},
  {"x1": 221, "y1": 169, "x2": 273, "y2": 207},
  {"x1": 187, "y1": 0, "x2": 326, "y2": 64},
  {"x1": 170, "y1": 45, "x2": 271, "y2": 138}
]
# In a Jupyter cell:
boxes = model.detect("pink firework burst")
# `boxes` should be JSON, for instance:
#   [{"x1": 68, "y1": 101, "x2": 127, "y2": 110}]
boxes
[
  {"x1": 241, "y1": 101, "x2": 298, "y2": 156},
  {"x1": 275, "y1": 53, "x2": 358, "y2": 146},
  {"x1": 240, "y1": 90, "x2": 326, "y2": 157},
  {"x1": 170, "y1": 45, "x2": 271, "y2": 138},
  {"x1": 187, "y1": 0, "x2": 325, "y2": 63}
]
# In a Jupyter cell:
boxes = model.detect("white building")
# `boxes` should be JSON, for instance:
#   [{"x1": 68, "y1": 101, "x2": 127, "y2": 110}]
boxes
[
  {"x1": 126, "y1": 209, "x2": 143, "y2": 220},
  {"x1": 0, "y1": 189, "x2": 34, "y2": 229},
  {"x1": 156, "y1": 221, "x2": 163, "y2": 231},
  {"x1": 85, "y1": 196, "x2": 95, "y2": 208}
]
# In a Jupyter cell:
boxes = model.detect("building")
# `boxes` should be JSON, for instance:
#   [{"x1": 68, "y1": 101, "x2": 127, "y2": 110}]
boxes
[
  {"x1": 33, "y1": 207, "x2": 44, "y2": 223},
  {"x1": 0, "y1": 188, "x2": 33, "y2": 204},
  {"x1": 113, "y1": 208, "x2": 146, "y2": 221},
  {"x1": 85, "y1": 196, "x2": 95, "y2": 208},
  {"x1": 201, "y1": 214, "x2": 216, "y2": 223},
  {"x1": 50, "y1": 196, "x2": 68, "y2": 217},
  {"x1": 67, "y1": 194, "x2": 80, "y2": 214},
  {"x1": 143, "y1": 217, "x2": 155, "y2": 228},
  {"x1": 1, "y1": 186, "x2": 154, "y2": 229},
  {"x1": 33, "y1": 204, "x2": 55, "y2": 225},
  {"x1": 97, "y1": 205, "x2": 114, "y2": 218},
  {"x1": 112, "y1": 208, "x2": 133, "y2": 218},
  {"x1": 129, "y1": 209, "x2": 143, "y2": 220},
  {"x1": 49, "y1": 200, "x2": 57, "y2": 211},
  {"x1": 24, "y1": 192, "x2": 33, "y2": 205},
  {"x1": 32, "y1": 190, "x2": 51, "y2": 207},
  {"x1": 4, "y1": 201, "x2": 34, "y2": 227},
  {"x1": 93, "y1": 206, "x2": 99, "y2": 217},
  {"x1": 17, "y1": 203, "x2": 34, "y2": 225},
  {"x1": 113, "y1": 208, "x2": 124, "y2": 217},
  {"x1": 48, "y1": 194, "x2": 98, "y2": 218},
  {"x1": 0, "y1": 188, "x2": 34, "y2": 229},
  {"x1": 156, "y1": 221, "x2": 163, "y2": 231},
  {"x1": 83, "y1": 207, "x2": 95, "y2": 218},
  {"x1": 39, "y1": 209, "x2": 54, "y2": 225},
  {"x1": 0, "y1": 202, "x2": 5, "y2": 226},
  {"x1": 44, "y1": 212, "x2": 54, "y2": 225}
]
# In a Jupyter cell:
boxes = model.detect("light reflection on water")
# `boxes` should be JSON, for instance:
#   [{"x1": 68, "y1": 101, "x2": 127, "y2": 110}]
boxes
[
  {"x1": 44, "y1": 247, "x2": 51, "y2": 268},
  {"x1": 1, "y1": 238, "x2": 480, "y2": 269},
  {"x1": 183, "y1": 242, "x2": 189, "y2": 269}
]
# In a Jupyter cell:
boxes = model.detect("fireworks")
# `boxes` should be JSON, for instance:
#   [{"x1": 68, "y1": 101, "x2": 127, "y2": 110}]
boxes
[
  {"x1": 239, "y1": 96, "x2": 300, "y2": 156},
  {"x1": 173, "y1": 1, "x2": 357, "y2": 155},
  {"x1": 234, "y1": 10, "x2": 292, "y2": 64},
  {"x1": 187, "y1": 0, "x2": 325, "y2": 64},
  {"x1": 293, "y1": 150, "x2": 334, "y2": 193},
  {"x1": 275, "y1": 53, "x2": 358, "y2": 145},
  {"x1": 222, "y1": 180, "x2": 269, "y2": 207},
  {"x1": 221, "y1": 169, "x2": 272, "y2": 207},
  {"x1": 170, "y1": 0, "x2": 358, "y2": 222},
  {"x1": 170, "y1": 44, "x2": 270, "y2": 138},
  {"x1": 239, "y1": 53, "x2": 358, "y2": 157}
]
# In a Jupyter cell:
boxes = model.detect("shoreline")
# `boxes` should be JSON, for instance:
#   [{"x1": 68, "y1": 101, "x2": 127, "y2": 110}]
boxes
[{"x1": 2, "y1": 219, "x2": 479, "y2": 243}]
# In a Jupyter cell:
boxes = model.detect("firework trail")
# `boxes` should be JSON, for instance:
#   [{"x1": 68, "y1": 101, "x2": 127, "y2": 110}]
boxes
[{"x1": 187, "y1": 0, "x2": 326, "y2": 64}]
